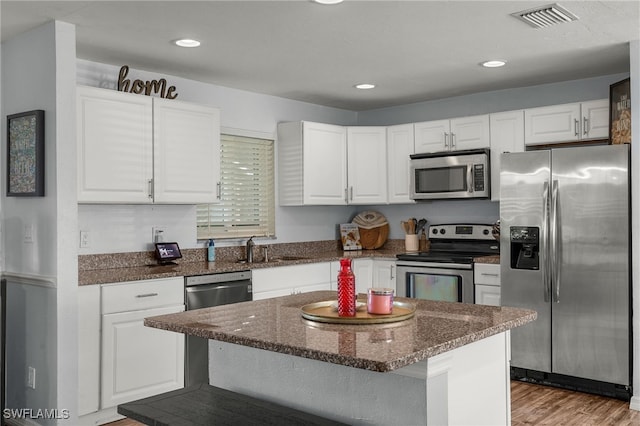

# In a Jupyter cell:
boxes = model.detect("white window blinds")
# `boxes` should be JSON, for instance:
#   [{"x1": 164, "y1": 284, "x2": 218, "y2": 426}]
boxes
[{"x1": 197, "y1": 134, "x2": 275, "y2": 239}]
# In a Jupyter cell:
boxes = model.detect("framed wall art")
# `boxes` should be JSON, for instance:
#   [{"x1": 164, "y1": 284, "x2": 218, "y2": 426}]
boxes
[
  {"x1": 609, "y1": 78, "x2": 631, "y2": 145},
  {"x1": 7, "y1": 110, "x2": 45, "y2": 196}
]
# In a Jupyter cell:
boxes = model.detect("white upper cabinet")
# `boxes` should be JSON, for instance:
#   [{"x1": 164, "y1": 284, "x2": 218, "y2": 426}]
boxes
[
  {"x1": 77, "y1": 86, "x2": 153, "y2": 203},
  {"x1": 386, "y1": 124, "x2": 415, "y2": 204},
  {"x1": 414, "y1": 119, "x2": 450, "y2": 153},
  {"x1": 489, "y1": 110, "x2": 525, "y2": 201},
  {"x1": 77, "y1": 86, "x2": 221, "y2": 204},
  {"x1": 153, "y1": 97, "x2": 221, "y2": 203},
  {"x1": 278, "y1": 121, "x2": 348, "y2": 205},
  {"x1": 414, "y1": 115, "x2": 489, "y2": 153},
  {"x1": 450, "y1": 115, "x2": 491, "y2": 151},
  {"x1": 580, "y1": 99, "x2": 609, "y2": 140},
  {"x1": 278, "y1": 121, "x2": 387, "y2": 205},
  {"x1": 524, "y1": 99, "x2": 608, "y2": 145},
  {"x1": 347, "y1": 126, "x2": 388, "y2": 204}
]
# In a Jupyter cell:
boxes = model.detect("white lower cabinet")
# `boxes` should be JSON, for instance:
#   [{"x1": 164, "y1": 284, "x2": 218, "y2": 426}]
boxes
[
  {"x1": 372, "y1": 259, "x2": 396, "y2": 290},
  {"x1": 101, "y1": 304, "x2": 185, "y2": 408},
  {"x1": 351, "y1": 259, "x2": 373, "y2": 294},
  {"x1": 78, "y1": 277, "x2": 185, "y2": 424},
  {"x1": 330, "y1": 258, "x2": 396, "y2": 295},
  {"x1": 252, "y1": 262, "x2": 332, "y2": 300},
  {"x1": 474, "y1": 263, "x2": 501, "y2": 306}
]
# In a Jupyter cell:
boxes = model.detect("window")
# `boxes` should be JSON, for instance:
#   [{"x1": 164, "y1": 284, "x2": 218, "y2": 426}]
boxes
[{"x1": 197, "y1": 133, "x2": 275, "y2": 239}]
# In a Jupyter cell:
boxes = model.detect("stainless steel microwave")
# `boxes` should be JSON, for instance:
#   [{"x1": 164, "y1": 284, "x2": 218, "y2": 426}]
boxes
[{"x1": 410, "y1": 148, "x2": 490, "y2": 200}]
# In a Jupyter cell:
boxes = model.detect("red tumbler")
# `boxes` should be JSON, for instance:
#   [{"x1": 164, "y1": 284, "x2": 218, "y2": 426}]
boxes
[{"x1": 337, "y1": 258, "x2": 356, "y2": 317}]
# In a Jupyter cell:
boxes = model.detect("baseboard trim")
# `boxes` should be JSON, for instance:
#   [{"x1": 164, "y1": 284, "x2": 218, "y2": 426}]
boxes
[{"x1": 630, "y1": 395, "x2": 640, "y2": 411}]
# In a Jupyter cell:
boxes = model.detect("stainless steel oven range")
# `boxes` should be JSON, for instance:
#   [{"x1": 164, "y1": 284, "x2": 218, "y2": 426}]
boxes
[{"x1": 396, "y1": 224, "x2": 498, "y2": 304}]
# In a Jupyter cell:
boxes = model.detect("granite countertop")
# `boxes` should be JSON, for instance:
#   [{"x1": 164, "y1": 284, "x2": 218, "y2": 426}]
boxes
[
  {"x1": 473, "y1": 255, "x2": 500, "y2": 264},
  {"x1": 145, "y1": 290, "x2": 536, "y2": 373},
  {"x1": 78, "y1": 239, "x2": 502, "y2": 286},
  {"x1": 78, "y1": 248, "x2": 401, "y2": 286}
]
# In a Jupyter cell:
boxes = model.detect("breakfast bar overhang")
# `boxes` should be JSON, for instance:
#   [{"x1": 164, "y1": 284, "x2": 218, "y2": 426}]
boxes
[{"x1": 144, "y1": 291, "x2": 536, "y2": 425}]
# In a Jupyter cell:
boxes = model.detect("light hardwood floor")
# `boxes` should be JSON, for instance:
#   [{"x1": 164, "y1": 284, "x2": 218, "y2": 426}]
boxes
[{"x1": 107, "y1": 381, "x2": 640, "y2": 425}]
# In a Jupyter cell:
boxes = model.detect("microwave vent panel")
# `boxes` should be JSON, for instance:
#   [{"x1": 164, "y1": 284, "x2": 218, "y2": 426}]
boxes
[{"x1": 512, "y1": 3, "x2": 579, "y2": 29}]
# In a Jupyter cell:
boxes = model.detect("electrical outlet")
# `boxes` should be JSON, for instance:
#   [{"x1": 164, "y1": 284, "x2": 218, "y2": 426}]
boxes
[
  {"x1": 27, "y1": 366, "x2": 36, "y2": 389},
  {"x1": 80, "y1": 231, "x2": 91, "y2": 248},
  {"x1": 152, "y1": 227, "x2": 165, "y2": 243},
  {"x1": 24, "y1": 225, "x2": 34, "y2": 244}
]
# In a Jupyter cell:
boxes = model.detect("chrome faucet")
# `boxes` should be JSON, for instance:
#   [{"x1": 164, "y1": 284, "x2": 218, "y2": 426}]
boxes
[{"x1": 246, "y1": 236, "x2": 255, "y2": 263}]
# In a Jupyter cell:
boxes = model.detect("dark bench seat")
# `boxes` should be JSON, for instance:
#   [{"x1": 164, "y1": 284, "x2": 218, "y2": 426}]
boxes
[{"x1": 117, "y1": 384, "x2": 349, "y2": 426}]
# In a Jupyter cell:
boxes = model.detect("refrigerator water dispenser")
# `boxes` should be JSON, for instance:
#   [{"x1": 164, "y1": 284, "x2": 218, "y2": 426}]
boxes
[{"x1": 510, "y1": 226, "x2": 539, "y2": 270}]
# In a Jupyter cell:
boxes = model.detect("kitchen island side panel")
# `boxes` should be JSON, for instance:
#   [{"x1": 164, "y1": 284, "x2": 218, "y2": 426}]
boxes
[{"x1": 208, "y1": 332, "x2": 510, "y2": 426}]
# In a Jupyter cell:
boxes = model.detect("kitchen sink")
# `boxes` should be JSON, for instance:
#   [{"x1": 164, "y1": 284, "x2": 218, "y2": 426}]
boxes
[{"x1": 236, "y1": 255, "x2": 308, "y2": 264}]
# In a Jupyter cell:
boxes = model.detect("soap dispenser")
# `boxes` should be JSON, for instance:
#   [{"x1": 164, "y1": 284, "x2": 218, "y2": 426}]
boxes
[{"x1": 207, "y1": 239, "x2": 216, "y2": 262}]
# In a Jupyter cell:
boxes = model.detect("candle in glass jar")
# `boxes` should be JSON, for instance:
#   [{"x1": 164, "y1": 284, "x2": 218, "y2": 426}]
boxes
[{"x1": 367, "y1": 288, "x2": 394, "y2": 314}]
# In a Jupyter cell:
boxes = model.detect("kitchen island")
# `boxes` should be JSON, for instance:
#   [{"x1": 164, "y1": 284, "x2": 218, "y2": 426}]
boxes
[{"x1": 145, "y1": 291, "x2": 536, "y2": 425}]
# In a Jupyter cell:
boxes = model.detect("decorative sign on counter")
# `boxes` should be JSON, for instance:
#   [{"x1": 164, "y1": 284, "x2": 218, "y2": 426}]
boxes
[
  {"x1": 340, "y1": 223, "x2": 362, "y2": 251},
  {"x1": 117, "y1": 65, "x2": 178, "y2": 99}
]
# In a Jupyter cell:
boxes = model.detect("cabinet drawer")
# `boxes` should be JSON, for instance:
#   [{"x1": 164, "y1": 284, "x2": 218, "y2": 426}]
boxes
[
  {"x1": 474, "y1": 264, "x2": 500, "y2": 286},
  {"x1": 102, "y1": 277, "x2": 184, "y2": 314}
]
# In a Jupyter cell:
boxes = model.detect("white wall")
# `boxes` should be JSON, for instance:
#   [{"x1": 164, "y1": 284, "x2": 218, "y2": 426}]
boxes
[{"x1": 1, "y1": 21, "x2": 79, "y2": 423}]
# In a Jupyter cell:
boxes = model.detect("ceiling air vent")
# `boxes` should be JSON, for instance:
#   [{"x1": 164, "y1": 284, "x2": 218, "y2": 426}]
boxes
[{"x1": 512, "y1": 3, "x2": 578, "y2": 28}]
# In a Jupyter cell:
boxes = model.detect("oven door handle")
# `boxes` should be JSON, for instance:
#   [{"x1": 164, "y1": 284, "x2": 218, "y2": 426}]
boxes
[{"x1": 395, "y1": 261, "x2": 473, "y2": 270}]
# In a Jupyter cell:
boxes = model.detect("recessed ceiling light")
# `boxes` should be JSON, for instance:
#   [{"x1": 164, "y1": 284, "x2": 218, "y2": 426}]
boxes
[
  {"x1": 174, "y1": 39, "x2": 201, "y2": 48},
  {"x1": 482, "y1": 60, "x2": 506, "y2": 68},
  {"x1": 313, "y1": 0, "x2": 344, "y2": 4},
  {"x1": 355, "y1": 83, "x2": 376, "y2": 90}
]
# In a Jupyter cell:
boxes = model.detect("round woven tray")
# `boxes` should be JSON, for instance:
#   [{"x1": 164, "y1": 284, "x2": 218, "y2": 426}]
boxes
[
  {"x1": 358, "y1": 223, "x2": 389, "y2": 250},
  {"x1": 353, "y1": 211, "x2": 389, "y2": 249}
]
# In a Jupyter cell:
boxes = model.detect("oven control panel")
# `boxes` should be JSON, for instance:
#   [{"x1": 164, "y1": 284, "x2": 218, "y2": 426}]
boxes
[{"x1": 429, "y1": 224, "x2": 495, "y2": 241}]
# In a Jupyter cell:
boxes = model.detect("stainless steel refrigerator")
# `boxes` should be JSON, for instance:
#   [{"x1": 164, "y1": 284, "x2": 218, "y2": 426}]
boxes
[{"x1": 500, "y1": 144, "x2": 631, "y2": 399}]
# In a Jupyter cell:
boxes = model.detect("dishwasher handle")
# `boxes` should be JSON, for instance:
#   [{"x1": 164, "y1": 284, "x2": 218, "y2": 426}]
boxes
[
  {"x1": 185, "y1": 270, "x2": 251, "y2": 286},
  {"x1": 185, "y1": 280, "x2": 252, "y2": 295}
]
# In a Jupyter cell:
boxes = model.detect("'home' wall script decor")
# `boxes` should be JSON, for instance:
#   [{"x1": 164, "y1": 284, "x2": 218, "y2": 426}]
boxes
[{"x1": 117, "y1": 65, "x2": 178, "y2": 99}]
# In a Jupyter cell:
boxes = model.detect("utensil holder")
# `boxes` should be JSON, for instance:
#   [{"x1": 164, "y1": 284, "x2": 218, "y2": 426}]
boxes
[{"x1": 405, "y1": 234, "x2": 419, "y2": 252}]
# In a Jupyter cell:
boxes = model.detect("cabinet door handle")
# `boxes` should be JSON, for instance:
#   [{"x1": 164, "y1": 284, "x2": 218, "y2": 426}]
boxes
[
  {"x1": 480, "y1": 273, "x2": 499, "y2": 277},
  {"x1": 574, "y1": 119, "x2": 580, "y2": 137},
  {"x1": 350, "y1": 186, "x2": 353, "y2": 201},
  {"x1": 135, "y1": 292, "x2": 159, "y2": 298},
  {"x1": 148, "y1": 179, "x2": 154, "y2": 199},
  {"x1": 216, "y1": 181, "x2": 222, "y2": 199},
  {"x1": 344, "y1": 188, "x2": 349, "y2": 203},
  {"x1": 451, "y1": 132, "x2": 456, "y2": 149},
  {"x1": 583, "y1": 117, "x2": 589, "y2": 136},
  {"x1": 444, "y1": 132, "x2": 449, "y2": 148},
  {"x1": 390, "y1": 264, "x2": 395, "y2": 280}
]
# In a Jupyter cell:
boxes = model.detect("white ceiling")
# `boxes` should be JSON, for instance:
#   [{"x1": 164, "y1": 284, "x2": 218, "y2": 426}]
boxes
[{"x1": 1, "y1": 1, "x2": 638, "y2": 111}]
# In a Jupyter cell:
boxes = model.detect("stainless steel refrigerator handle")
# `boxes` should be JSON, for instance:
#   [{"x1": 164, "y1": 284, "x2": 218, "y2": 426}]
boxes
[
  {"x1": 551, "y1": 179, "x2": 560, "y2": 303},
  {"x1": 542, "y1": 181, "x2": 550, "y2": 303}
]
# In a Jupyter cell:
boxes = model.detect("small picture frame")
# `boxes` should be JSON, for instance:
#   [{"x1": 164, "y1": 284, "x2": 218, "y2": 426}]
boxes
[
  {"x1": 609, "y1": 78, "x2": 631, "y2": 145},
  {"x1": 7, "y1": 110, "x2": 45, "y2": 196}
]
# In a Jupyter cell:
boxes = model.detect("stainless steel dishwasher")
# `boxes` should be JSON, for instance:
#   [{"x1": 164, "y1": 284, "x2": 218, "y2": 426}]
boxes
[{"x1": 184, "y1": 270, "x2": 252, "y2": 386}]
